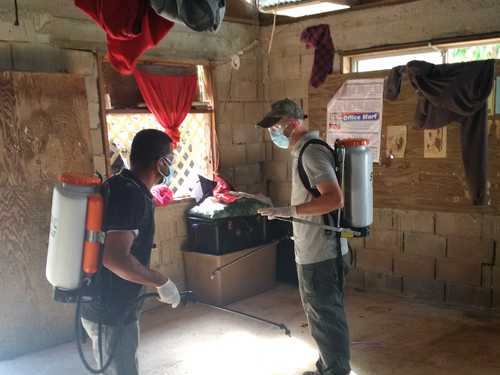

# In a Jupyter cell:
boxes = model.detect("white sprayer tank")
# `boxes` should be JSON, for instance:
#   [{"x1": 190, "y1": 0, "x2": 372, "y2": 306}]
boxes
[
  {"x1": 46, "y1": 177, "x2": 99, "y2": 291},
  {"x1": 336, "y1": 139, "x2": 373, "y2": 230}
]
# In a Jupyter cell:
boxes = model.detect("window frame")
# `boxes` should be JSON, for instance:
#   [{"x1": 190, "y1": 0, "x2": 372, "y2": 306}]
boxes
[
  {"x1": 342, "y1": 35, "x2": 500, "y2": 74},
  {"x1": 98, "y1": 57, "x2": 217, "y2": 202}
]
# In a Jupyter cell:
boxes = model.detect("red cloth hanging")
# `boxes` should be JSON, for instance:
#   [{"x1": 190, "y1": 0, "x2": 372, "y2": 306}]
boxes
[
  {"x1": 134, "y1": 70, "x2": 197, "y2": 145},
  {"x1": 75, "y1": 0, "x2": 174, "y2": 75}
]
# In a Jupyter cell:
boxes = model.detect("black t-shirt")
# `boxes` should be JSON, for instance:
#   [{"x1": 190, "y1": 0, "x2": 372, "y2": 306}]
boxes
[{"x1": 81, "y1": 169, "x2": 155, "y2": 325}]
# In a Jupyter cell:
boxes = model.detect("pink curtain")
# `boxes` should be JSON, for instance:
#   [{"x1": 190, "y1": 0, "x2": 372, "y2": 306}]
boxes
[{"x1": 134, "y1": 70, "x2": 198, "y2": 145}]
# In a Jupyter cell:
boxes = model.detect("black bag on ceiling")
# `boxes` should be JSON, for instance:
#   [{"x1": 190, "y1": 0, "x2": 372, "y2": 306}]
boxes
[{"x1": 151, "y1": 0, "x2": 226, "y2": 32}]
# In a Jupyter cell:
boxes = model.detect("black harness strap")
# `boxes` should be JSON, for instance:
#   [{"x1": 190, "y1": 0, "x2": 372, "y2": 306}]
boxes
[{"x1": 297, "y1": 139, "x2": 344, "y2": 288}]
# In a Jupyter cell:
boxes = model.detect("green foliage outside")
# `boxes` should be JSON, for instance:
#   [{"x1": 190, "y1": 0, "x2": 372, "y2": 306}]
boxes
[{"x1": 448, "y1": 43, "x2": 500, "y2": 63}]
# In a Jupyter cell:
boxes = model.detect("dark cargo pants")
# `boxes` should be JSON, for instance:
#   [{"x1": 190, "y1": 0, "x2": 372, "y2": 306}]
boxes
[
  {"x1": 297, "y1": 258, "x2": 351, "y2": 375},
  {"x1": 81, "y1": 318, "x2": 140, "y2": 375}
]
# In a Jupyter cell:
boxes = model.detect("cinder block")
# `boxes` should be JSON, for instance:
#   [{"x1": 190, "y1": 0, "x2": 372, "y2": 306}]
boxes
[
  {"x1": 244, "y1": 102, "x2": 264, "y2": 125},
  {"x1": 356, "y1": 249, "x2": 393, "y2": 274},
  {"x1": 234, "y1": 59, "x2": 258, "y2": 82},
  {"x1": 92, "y1": 156, "x2": 106, "y2": 177},
  {"x1": 90, "y1": 129, "x2": 104, "y2": 156},
  {"x1": 235, "y1": 164, "x2": 262, "y2": 186},
  {"x1": 265, "y1": 142, "x2": 274, "y2": 161},
  {"x1": 0, "y1": 42, "x2": 12, "y2": 70},
  {"x1": 155, "y1": 210, "x2": 176, "y2": 242},
  {"x1": 285, "y1": 78, "x2": 307, "y2": 100},
  {"x1": 482, "y1": 264, "x2": 493, "y2": 288},
  {"x1": 493, "y1": 289, "x2": 500, "y2": 310},
  {"x1": 272, "y1": 146, "x2": 291, "y2": 161},
  {"x1": 346, "y1": 269, "x2": 365, "y2": 289},
  {"x1": 493, "y1": 267, "x2": 500, "y2": 289},
  {"x1": 87, "y1": 101, "x2": 101, "y2": 130},
  {"x1": 445, "y1": 284, "x2": 492, "y2": 308},
  {"x1": 482, "y1": 214, "x2": 500, "y2": 239},
  {"x1": 266, "y1": 81, "x2": 286, "y2": 101},
  {"x1": 218, "y1": 167, "x2": 234, "y2": 185},
  {"x1": 64, "y1": 50, "x2": 96, "y2": 76},
  {"x1": 435, "y1": 212, "x2": 482, "y2": 238},
  {"x1": 232, "y1": 125, "x2": 262, "y2": 145},
  {"x1": 394, "y1": 255, "x2": 435, "y2": 280},
  {"x1": 246, "y1": 143, "x2": 266, "y2": 163},
  {"x1": 12, "y1": 44, "x2": 65, "y2": 72},
  {"x1": 364, "y1": 272, "x2": 402, "y2": 294},
  {"x1": 269, "y1": 182, "x2": 291, "y2": 206},
  {"x1": 84, "y1": 76, "x2": 99, "y2": 104},
  {"x1": 283, "y1": 55, "x2": 301, "y2": 80},
  {"x1": 436, "y1": 258, "x2": 482, "y2": 287},
  {"x1": 232, "y1": 81, "x2": 258, "y2": 101},
  {"x1": 217, "y1": 102, "x2": 245, "y2": 125},
  {"x1": 175, "y1": 217, "x2": 187, "y2": 238},
  {"x1": 372, "y1": 208, "x2": 393, "y2": 230},
  {"x1": 348, "y1": 237, "x2": 364, "y2": 251},
  {"x1": 245, "y1": 182, "x2": 267, "y2": 195},
  {"x1": 403, "y1": 277, "x2": 445, "y2": 302},
  {"x1": 404, "y1": 232, "x2": 446, "y2": 257},
  {"x1": 300, "y1": 53, "x2": 314, "y2": 80},
  {"x1": 393, "y1": 209, "x2": 434, "y2": 233},
  {"x1": 263, "y1": 160, "x2": 288, "y2": 182},
  {"x1": 446, "y1": 237, "x2": 494, "y2": 263},
  {"x1": 216, "y1": 122, "x2": 233, "y2": 145},
  {"x1": 365, "y1": 230, "x2": 402, "y2": 253},
  {"x1": 219, "y1": 144, "x2": 246, "y2": 168},
  {"x1": 150, "y1": 248, "x2": 161, "y2": 268}
]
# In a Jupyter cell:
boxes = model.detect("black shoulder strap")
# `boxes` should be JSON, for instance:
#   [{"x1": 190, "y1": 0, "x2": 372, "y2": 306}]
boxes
[
  {"x1": 297, "y1": 138, "x2": 336, "y2": 198},
  {"x1": 297, "y1": 138, "x2": 339, "y2": 229}
]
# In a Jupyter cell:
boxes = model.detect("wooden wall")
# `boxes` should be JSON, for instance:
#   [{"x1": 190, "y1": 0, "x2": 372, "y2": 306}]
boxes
[
  {"x1": 0, "y1": 72, "x2": 93, "y2": 359},
  {"x1": 309, "y1": 61, "x2": 500, "y2": 213}
]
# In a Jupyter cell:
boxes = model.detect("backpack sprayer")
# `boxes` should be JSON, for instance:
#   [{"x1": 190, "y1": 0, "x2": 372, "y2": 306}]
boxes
[{"x1": 45, "y1": 173, "x2": 290, "y2": 374}]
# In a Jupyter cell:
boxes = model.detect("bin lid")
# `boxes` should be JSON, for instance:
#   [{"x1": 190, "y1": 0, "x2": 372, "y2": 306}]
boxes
[
  {"x1": 58, "y1": 173, "x2": 101, "y2": 187},
  {"x1": 336, "y1": 138, "x2": 369, "y2": 148}
]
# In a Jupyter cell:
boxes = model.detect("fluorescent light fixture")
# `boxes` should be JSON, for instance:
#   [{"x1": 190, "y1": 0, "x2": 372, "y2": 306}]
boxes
[{"x1": 262, "y1": 1, "x2": 351, "y2": 18}]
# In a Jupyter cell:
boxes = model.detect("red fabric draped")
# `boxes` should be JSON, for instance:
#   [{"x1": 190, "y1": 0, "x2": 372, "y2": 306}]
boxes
[
  {"x1": 75, "y1": 0, "x2": 174, "y2": 75},
  {"x1": 134, "y1": 70, "x2": 198, "y2": 145}
]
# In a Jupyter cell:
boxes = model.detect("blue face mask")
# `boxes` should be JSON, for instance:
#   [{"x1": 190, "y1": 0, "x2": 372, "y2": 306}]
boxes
[
  {"x1": 157, "y1": 154, "x2": 174, "y2": 185},
  {"x1": 159, "y1": 171, "x2": 172, "y2": 185},
  {"x1": 269, "y1": 127, "x2": 290, "y2": 149}
]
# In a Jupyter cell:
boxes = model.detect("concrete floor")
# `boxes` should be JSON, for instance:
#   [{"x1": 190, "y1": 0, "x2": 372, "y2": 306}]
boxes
[{"x1": 1, "y1": 284, "x2": 500, "y2": 375}]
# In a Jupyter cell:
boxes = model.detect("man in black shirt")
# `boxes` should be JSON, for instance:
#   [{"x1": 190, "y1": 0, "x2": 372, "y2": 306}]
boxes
[{"x1": 81, "y1": 129, "x2": 180, "y2": 375}]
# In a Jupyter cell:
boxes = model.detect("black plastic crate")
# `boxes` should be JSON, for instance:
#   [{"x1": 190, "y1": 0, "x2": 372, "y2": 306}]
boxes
[{"x1": 186, "y1": 215, "x2": 268, "y2": 255}]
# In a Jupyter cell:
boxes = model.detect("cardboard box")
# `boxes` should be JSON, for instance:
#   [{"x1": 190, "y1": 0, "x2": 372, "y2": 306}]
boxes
[{"x1": 183, "y1": 241, "x2": 278, "y2": 306}]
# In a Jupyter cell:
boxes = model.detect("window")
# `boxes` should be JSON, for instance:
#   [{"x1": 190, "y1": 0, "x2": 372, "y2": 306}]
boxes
[
  {"x1": 103, "y1": 62, "x2": 214, "y2": 200},
  {"x1": 106, "y1": 113, "x2": 213, "y2": 199},
  {"x1": 347, "y1": 38, "x2": 500, "y2": 73}
]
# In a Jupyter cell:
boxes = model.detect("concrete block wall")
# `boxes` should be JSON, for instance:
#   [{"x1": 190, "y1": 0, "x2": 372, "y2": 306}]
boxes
[
  {"x1": 258, "y1": 0, "x2": 500, "y2": 309},
  {"x1": 347, "y1": 209, "x2": 499, "y2": 309},
  {"x1": 212, "y1": 51, "x2": 269, "y2": 195}
]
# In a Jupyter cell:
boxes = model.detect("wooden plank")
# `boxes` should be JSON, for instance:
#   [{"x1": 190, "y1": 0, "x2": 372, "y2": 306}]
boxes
[
  {"x1": 309, "y1": 62, "x2": 500, "y2": 213},
  {"x1": 0, "y1": 72, "x2": 92, "y2": 359}
]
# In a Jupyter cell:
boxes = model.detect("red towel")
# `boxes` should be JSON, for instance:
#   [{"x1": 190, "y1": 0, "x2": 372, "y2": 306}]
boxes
[
  {"x1": 75, "y1": 0, "x2": 174, "y2": 75},
  {"x1": 300, "y1": 24, "x2": 334, "y2": 88},
  {"x1": 151, "y1": 185, "x2": 174, "y2": 207},
  {"x1": 213, "y1": 176, "x2": 237, "y2": 204}
]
